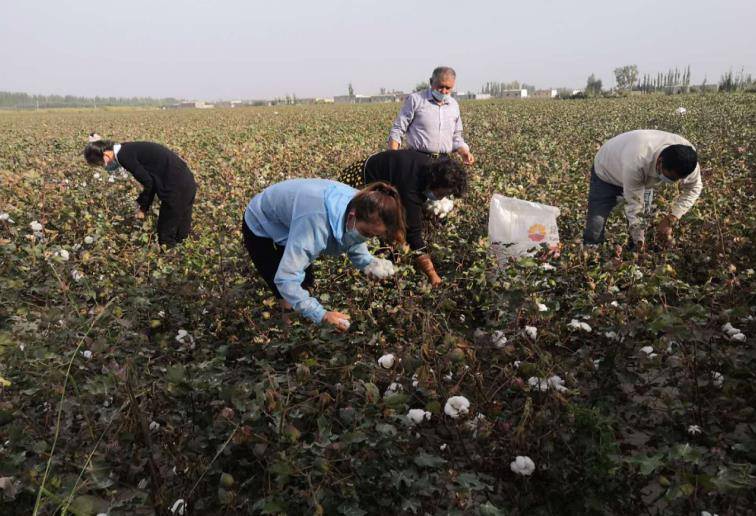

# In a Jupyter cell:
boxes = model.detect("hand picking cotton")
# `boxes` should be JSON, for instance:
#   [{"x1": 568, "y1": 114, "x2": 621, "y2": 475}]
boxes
[
  {"x1": 364, "y1": 258, "x2": 395, "y2": 279},
  {"x1": 488, "y1": 194, "x2": 560, "y2": 262}
]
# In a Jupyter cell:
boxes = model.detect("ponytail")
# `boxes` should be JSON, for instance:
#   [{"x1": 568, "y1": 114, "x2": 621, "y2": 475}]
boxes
[{"x1": 352, "y1": 181, "x2": 407, "y2": 244}]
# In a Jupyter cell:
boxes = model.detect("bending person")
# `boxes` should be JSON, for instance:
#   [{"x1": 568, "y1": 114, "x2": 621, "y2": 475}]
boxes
[
  {"x1": 242, "y1": 179, "x2": 405, "y2": 331},
  {"x1": 583, "y1": 129, "x2": 702, "y2": 251},
  {"x1": 340, "y1": 149, "x2": 467, "y2": 286},
  {"x1": 83, "y1": 135, "x2": 198, "y2": 247}
]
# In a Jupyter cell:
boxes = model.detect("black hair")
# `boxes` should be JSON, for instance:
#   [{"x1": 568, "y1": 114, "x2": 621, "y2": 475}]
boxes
[
  {"x1": 659, "y1": 145, "x2": 698, "y2": 178},
  {"x1": 83, "y1": 139, "x2": 115, "y2": 166},
  {"x1": 426, "y1": 158, "x2": 468, "y2": 197}
]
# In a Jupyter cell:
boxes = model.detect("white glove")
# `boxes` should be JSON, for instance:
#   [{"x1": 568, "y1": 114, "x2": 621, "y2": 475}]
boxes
[{"x1": 364, "y1": 257, "x2": 395, "y2": 280}]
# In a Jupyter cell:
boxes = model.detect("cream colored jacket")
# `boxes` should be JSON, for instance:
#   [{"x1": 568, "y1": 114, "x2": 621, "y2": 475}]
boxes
[{"x1": 594, "y1": 130, "x2": 702, "y2": 242}]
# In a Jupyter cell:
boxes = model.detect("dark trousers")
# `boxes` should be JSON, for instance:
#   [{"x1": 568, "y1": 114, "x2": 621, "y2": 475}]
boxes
[
  {"x1": 158, "y1": 186, "x2": 197, "y2": 247},
  {"x1": 242, "y1": 218, "x2": 314, "y2": 299},
  {"x1": 582, "y1": 167, "x2": 624, "y2": 245}
]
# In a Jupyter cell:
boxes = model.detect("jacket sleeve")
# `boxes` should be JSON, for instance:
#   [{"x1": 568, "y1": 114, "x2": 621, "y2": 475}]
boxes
[
  {"x1": 404, "y1": 195, "x2": 426, "y2": 251},
  {"x1": 347, "y1": 242, "x2": 374, "y2": 271},
  {"x1": 452, "y1": 108, "x2": 468, "y2": 152},
  {"x1": 274, "y1": 216, "x2": 327, "y2": 324},
  {"x1": 118, "y1": 150, "x2": 156, "y2": 211},
  {"x1": 388, "y1": 95, "x2": 416, "y2": 145},
  {"x1": 670, "y1": 164, "x2": 703, "y2": 219},
  {"x1": 622, "y1": 167, "x2": 648, "y2": 243}
]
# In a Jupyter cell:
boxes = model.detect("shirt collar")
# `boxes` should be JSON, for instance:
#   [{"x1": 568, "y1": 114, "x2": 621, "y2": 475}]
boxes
[{"x1": 113, "y1": 143, "x2": 122, "y2": 159}]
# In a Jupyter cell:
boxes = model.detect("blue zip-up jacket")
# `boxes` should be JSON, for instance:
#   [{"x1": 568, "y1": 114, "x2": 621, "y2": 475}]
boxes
[{"x1": 244, "y1": 179, "x2": 374, "y2": 324}]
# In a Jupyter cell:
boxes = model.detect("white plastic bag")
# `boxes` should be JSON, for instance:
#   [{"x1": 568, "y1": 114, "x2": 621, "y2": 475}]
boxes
[{"x1": 488, "y1": 194, "x2": 560, "y2": 262}]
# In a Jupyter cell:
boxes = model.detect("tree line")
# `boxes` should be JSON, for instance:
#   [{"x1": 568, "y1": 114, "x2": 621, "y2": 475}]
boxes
[{"x1": 0, "y1": 91, "x2": 180, "y2": 110}]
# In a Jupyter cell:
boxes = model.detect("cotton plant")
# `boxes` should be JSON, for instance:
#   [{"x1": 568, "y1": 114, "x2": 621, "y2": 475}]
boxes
[
  {"x1": 536, "y1": 303, "x2": 548, "y2": 312},
  {"x1": 687, "y1": 424, "x2": 702, "y2": 435},
  {"x1": 377, "y1": 353, "x2": 395, "y2": 369},
  {"x1": 675, "y1": 106, "x2": 687, "y2": 115},
  {"x1": 721, "y1": 322, "x2": 746, "y2": 342},
  {"x1": 425, "y1": 197, "x2": 454, "y2": 218},
  {"x1": 383, "y1": 382, "x2": 402, "y2": 398},
  {"x1": 175, "y1": 329, "x2": 195, "y2": 346},
  {"x1": 491, "y1": 330, "x2": 508, "y2": 349},
  {"x1": 406, "y1": 409, "x2": 431, "y2": 425},
  {"x1": 444, "y1": 396, "x2": 470, "y2": 418},
  {"x1": 364, "y1": 258, "x2": 395, "y2": 280},
  {"x1": 510, "y1": 456, "x2": 536, "y2": 476},
  {"x1": 711, "y1": 371, "x2": 724, "y2": 388},
  {"x1": 524, "y1": 326, "x2": 537, "y2": 340},
  {"x1": 567, "y1": 319, "x2": 592, "y2": 332},
  {"x1": 0, "y1": 212, "x2": 14, "y2": 224}
]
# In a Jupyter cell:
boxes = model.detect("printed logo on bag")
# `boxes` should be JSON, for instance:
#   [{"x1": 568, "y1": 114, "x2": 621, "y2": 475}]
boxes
[{"x1": 528, "y1": 224, "x2": 547, "y2": 242}]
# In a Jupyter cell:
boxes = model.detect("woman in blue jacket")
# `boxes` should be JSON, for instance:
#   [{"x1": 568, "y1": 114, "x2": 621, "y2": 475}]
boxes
[{"x1": 242, "y1": 179, "x2": 406, "y2": 330}]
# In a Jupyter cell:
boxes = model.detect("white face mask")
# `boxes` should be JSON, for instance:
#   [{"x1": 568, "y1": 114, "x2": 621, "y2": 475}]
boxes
[{"x1": 658, "y1": 171, "x2": 675, "y2": 184}]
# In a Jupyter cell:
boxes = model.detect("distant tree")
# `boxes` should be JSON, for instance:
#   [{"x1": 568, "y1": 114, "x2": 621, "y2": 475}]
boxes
[
  {"x1": 414, "y1": 81, "x2": 428, "y2": 92},
  {"x1": 348, "y1": 83, "x2": 354, "y2": 97},
  {"x1": 614, "y1": 65, "x2": 639, "y2": 91},
  {"x1": 585, "y1": 74, "x2": 603, "y2": 96}
]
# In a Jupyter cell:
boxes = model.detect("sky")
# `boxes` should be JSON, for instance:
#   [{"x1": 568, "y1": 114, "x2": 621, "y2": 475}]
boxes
[{"x1": 1, "y1": 0, "x2": 754, "y2": 100}]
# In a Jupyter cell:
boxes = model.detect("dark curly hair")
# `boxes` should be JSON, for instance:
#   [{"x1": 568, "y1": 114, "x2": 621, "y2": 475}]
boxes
[{"x1": 426, "y1": 158, "x2": 468, "y2": 197}]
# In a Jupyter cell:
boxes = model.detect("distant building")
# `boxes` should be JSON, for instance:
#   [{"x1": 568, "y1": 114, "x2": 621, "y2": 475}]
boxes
[
  {"x1": 499, "y1": 89, "x2": 528, "y2": 99},
  {"x1": 532, "y1": 89, "x2": 558, "y2": 98},
  {"x1": 170, "y1": 100, "x2": 215, "y2": 109},
  {"x1": 454, "y1": 92, "x2": 491, "y2": 100}
]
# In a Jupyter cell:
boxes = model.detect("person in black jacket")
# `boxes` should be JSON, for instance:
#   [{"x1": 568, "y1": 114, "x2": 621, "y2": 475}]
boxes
[
  {"x1": 84, "y1": 136, "x2": 198, "y2": 247},
  {"x1": 339, "y1": 149, "x2": 467, "y2": 286}
]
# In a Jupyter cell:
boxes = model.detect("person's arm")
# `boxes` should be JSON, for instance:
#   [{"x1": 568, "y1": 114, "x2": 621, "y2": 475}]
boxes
[
  {"x1": 452, "y1": 109, "x2": 474, "y2": 165},
  {"x1": 118, "y1": 149, "x2": 156, "y2": 212},
  {"x1": 274, "y1": 218, "x2": 327, "y2": 324},
  {"x1": 670, "y1": 164, "x2": 703, "y2": 220},
  {"x1": 622, "y1": 169, "x2": 648, "y2": 245},
  {"x1": 346, "y1": 242, "x2": 374, "y2": 271},
  {"x1": 387, "y1": 95, "x2": 416, "y2": 150},
  {"x1": 657, "y1": 164, "x2": 703, "y2": 246}
]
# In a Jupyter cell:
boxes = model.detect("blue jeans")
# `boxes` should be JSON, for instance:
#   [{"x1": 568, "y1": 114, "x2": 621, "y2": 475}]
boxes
[{"x1": 583, "y1": 167, "x2": 624, "y2": 245}]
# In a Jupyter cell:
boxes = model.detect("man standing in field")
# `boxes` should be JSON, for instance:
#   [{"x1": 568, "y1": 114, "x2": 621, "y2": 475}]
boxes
[
  {"x1": 583, "y1": 129, "x2": 703, "y2": 251},
  {"x1": 388, "y1": 66, "x2": 475, "y2": 165}
]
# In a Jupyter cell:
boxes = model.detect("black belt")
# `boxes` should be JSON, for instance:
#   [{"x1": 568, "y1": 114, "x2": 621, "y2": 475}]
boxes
[{"x1": 418, "y1": 150, "x2": 452, "y2": 159}]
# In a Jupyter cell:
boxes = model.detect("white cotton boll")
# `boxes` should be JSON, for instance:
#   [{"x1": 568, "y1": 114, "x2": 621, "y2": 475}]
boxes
[
  {"x1": 426, "y1": 198, "x2": 454, "y2": 218},
  {"x1": 407, "y1": 409, "x2": 431, "y2": 424},
  {"x1": 648, "y1": 353, "x2": 658, "y2": 359},
  {"x1": 608, "y1": 286, "x2": 620, "y2": 294},
  {"x1": 721, "y1": 322, "x2": 741, "y2": 337},
  {"x1": 491, "y1": 330, "x2": 508, "y2": 348},
  {"x1": 537, "y1": 303, "x2": 548, "y2": 312},
  {"x1": 639, "y1": 346, "x2": 654, "y2": 355},
  {"x1": 411, "y1": 374, "x2": 420, "y2": 388},
  {"x1": 513, "y1": 360, "x2": 522, "y2": 368},
  {"x1": 610, "y1": 301, "x2": 620, "y2": 308},
  {"x1": 604, "y1": 331, "x2": 619, "y2": 341},
  {"x1": 701, "y1": 511, "x2": 719, "y2": 516},
  {"x1": 0, "y1": 213, "x2": 14, "y2": 223},
  {"x1": 593, "y1": 358, "x2": 602, "y2": 370},
  {"x1": 567, "y1": 319, "x2": 591, "y2": 332},
  {"x1": 525, "y1": 326, "x2": 537, "y2": 340},
  {"x1": 170, "y1": 499, "x2": 186, "y2": 515},
  {"x1": 55, "y1": 249, "x2": 70, "y2": 261},
  {"x1": 464, "y1": 413, "x2": 486, "y2": 434},
  {"x1": 384, "y1": 382, "x2": 403, "y2": 398},
  {"x1": 547, "y1": 375, "x2": 568, "y2": 393},
  {"x1": 82, "y1": 350, "x2": 92, "y2": 360},
  {"x1": 439, "y1": 443, "x2": 448, "y2": 451},
  {"x1": 364, "y1": 258, "x2": 395, "y2": 280},
  {"x1": 675, "y1": 107, "x2": 687, "y2": 115},
  {"x1": 473, "y1": 328, "x2": 487, "y2": 340},
  {"x1": 149, "y1": 421, "x2": 160, "y2": 431},
  {"x1": 93, "y1": 172, "x2": 101, "y2": 180},
  {"x1": 444, "y1": 396, "x2": 470, "y2": 418},
  {"x1": 541, "y1": 263, "x2": 556, "y2": 271},
  {"x1": 443, "y1": 371, "x2": 453, "y2": 382},
  {"x1": 84, "y1": 235, "x2": 95, "y2": 244},
  {"x1": 687, "y1": 425, "x2": 702, "y2": 435},
  {"x1": 711, "y1": 371, "x2": 724, "y2": 388},
  {"x1": 731, "y1": 332, "x2": 746, "y2": 342},
  {"x1": 632, "y1": 268, "x2": 644, "y2": 280},
  {"x1": 108, "y1": 176, "x2": 115, "y2": 183},
  {"x1": 71, "y1": 269, "x2": 84, "y2": 282},
  {"x1": 29, "y1": 220, "x2": 43, "y2": 232},
  {"x1": 527, "y1": 377, "x2": 548, "y2": 392},
  {"x1": 378, "y1": 353, "x2": 395, "y2": 369},
  {"x1": 510, "y1": 456, "x2": 536, "y2": 476}
]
